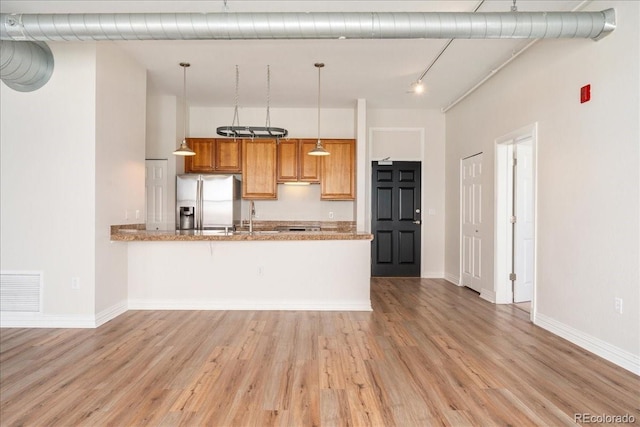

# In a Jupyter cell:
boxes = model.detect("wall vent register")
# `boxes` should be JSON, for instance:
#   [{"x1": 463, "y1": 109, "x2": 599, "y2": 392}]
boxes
[{"x1": 0, "y1": 271, "x2": 42, "y2": 312}]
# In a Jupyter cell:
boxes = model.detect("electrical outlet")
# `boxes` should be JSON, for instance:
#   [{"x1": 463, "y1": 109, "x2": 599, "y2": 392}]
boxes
[
  {"x1": 124, "y1": 210, "x2": 129, "y2": 220},
  {"x1": 329, "y1": 211, "x2": 334, "y2": 219},
  {"x1": 71, "y1": 277, "x2": 80, "y2": 290},
  {"x1": 257, "y1": 266, "x2": 263, "y2": 277},
  {"x1": 614, "y1": 297, "x2": 623, "y2": 314},
  {"x1": 135, "y1": 209, "x2": 140, "y2": 220}
]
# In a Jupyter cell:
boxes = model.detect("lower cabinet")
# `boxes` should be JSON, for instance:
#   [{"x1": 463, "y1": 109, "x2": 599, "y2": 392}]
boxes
[
  {"x1": 242, "y1": 139, "x2": 277, "y2": 199},
  {"x1": 320, "y1": 139, "x2": 356, "y2": 200}
]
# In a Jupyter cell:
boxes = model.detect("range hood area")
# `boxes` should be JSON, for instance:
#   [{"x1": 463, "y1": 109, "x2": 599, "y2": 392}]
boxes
[{"x1": 0, "y1": 9, "x2": 616, "y2": 91}]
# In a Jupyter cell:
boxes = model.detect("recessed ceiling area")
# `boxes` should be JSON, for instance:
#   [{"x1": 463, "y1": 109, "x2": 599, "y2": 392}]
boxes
[{"x1": 1, "y1": 1, "x2": 590, "y2": 109}]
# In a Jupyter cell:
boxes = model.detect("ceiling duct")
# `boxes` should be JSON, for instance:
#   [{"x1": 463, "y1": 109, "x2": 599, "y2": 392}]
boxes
[
  {"x1": 0, "y1": 39, "x2": 53, "y2": 92},
  {"x1": 0, "y1": 9, "x2": 615, "y2": 91},
  {"x1": 1, "y1": 10, "x2": 615, "y2": 41}
]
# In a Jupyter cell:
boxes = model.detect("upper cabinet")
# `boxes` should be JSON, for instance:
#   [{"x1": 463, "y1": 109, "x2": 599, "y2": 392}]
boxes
[
  {"x1": 214, "y1": 139, "x2": 243, "y2": 172},
  {"x1": 320, "y1": 139, "x2": 356, "y2": 200},
  {"x1": 242, "y1": 139, "x2": 277, "y2": 199},
  {"x1": 184, "y1": 138, "x2": 215, "y2": 172},
  {"x1": 300, "y1": 139, "x2": 321, "y2": 182},
  {"x1": 184, "y1": 137, "x2": 355, "y2": 200},
  {"x1": 184, "y1": 138, "x2": 242, "y2": 173},
  {"x1": 276, "y1": 139, "x2": 320, "y2": 183}
]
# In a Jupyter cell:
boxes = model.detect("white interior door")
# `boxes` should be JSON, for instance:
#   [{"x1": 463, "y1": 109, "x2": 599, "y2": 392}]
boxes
[
  {"x1": 145, "y1": 160, "x2": 168, "y2": 230},
  {"x1": 513, "y1": 140, "x2": 534, "y2": 302},
  {"x1": 461, "y1": 153, "x2": 483, "y2": 292}
]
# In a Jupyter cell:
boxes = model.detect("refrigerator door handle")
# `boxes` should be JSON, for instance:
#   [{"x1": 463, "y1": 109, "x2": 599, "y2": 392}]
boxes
[
  {"x1": 200, "y1": 179, "x2": 204, "y2": 229},
  {"x1": 197, "y1": 179, "x2": 203, "y2": 230}
]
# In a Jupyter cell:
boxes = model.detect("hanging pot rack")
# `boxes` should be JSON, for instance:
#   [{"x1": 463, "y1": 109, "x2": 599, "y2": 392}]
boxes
[
  {"x1": 216, "y1": 125, "x2": 288, "y2": 138},
  {"x1": 216, "y1": 65, "x2": 288, "y2": 139}
]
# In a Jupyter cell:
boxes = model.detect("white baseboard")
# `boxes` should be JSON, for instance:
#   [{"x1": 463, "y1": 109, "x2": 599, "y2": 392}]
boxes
[
  {"x1": 0, "y1": 312, "x2": 96, "y2": 328},
  {"x1": 95, "y1": 300, "x2": 128, "y2": 327},
  {"x1": 128, "y1": 299, "x2": 372, "y2": 311},
  {"x1": 480, "y1": 289, "x2": 497, "y2": 303},
  {"x1": 1, "y1": 300, "x2": 128, "y2": 329},
  {"x1": 421, "y1": 271, "x2": 444, "y2": 279},
  {"x1": 535, "y1": 313, "x2": 640, "y2": 375},
  {"x1": 0, "y1": 298, "x2": 373, "y2": 328},
  {"x1": 444, "y1": 272, "x2": 460, "y2": 286}
]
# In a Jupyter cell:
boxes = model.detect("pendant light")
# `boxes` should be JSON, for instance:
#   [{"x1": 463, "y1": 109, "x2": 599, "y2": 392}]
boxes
[
  {"x1": 173, "y1": 62, "x2": 196, "y2": 156},
  {"x1": 308, "y1": 63, "x2": 330, "y2": 156}
]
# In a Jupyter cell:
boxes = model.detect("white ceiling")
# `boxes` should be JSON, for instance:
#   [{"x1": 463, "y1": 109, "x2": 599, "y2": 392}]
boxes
[{"x1": 2, "y1": 1, "x2": 587, "y2": 109}]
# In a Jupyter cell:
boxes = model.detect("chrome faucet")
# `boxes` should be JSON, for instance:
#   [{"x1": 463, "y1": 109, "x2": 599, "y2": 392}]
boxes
[{"x1": 249, "y1": 201, "x2": 255, "y2": 234}]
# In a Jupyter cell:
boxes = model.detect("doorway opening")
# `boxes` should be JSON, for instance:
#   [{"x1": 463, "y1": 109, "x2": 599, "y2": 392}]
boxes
[
  {"x1": 495, "y1": 123, "x2": 537, "y2": 320},
  {"x1": 371, "y1": 161, "x2": 422, "y2": 277}
]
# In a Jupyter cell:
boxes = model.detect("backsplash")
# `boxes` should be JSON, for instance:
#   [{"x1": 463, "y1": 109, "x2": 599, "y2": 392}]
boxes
[{"x1": 242, "y1": 184, "x2": 354, "y2": 222}]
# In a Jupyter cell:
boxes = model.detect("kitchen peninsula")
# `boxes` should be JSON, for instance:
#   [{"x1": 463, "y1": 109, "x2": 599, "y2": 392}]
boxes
[{"x1": 112, "y1": 224, "x2": 373, "y2": 311}]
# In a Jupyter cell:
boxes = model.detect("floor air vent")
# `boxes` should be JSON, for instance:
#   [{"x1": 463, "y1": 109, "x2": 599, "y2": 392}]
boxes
[{"x1": 1, "y1": 272, "x2": 42, "y2": 312}]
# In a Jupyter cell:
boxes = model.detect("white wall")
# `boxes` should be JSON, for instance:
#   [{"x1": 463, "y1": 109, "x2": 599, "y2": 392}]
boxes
[
  {"x1": 367, "y1": 108, "x2": 446, "y2": 278},
  {"x1": 1, "y1": 43, "x2": 97, "y2": 318},
  {"x1": 1, "y1": 42, "x2": 147, "y2": 326},
  {"x1": 444, "y1": 1, "x2": 639, "y2": 371},
  {"x1": 189, "y1": 106, "x2": 355, "y2": 138},
  {"x1": 94, "y1": 44, "x2": 147, "y2": 316}
]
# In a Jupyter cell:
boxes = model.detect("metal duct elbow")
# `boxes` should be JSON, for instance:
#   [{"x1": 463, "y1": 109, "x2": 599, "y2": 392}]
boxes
[{"x1": 0, "y1": 40, "x2": 54, "y2": 92}]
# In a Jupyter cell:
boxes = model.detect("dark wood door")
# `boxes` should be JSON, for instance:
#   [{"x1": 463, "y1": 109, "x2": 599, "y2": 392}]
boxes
[{"x1": 371, "y1": 161, "x2": 421, "y2": 277}]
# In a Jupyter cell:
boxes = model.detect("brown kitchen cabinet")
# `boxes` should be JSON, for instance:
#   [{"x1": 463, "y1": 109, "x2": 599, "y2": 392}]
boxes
[
  {"x1": 242, "y1": 139, "x2": 277, "y2": 199},
  {"x1": 276, "y1": 139, "x2": 320, "y2": 183},
  {"x1": 184, "y1": 138, "x2": 242, "y2": 173},
  {"x1": 320, "y1": 139, "x2": 356, "y2": 200}
]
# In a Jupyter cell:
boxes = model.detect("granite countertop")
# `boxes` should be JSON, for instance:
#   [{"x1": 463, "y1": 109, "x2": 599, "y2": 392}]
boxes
[{"x1": 110, "y1": 224, "x2": 373, "y2": 242}]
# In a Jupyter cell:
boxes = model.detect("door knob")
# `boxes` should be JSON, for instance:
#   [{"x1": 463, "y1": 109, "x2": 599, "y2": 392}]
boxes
[{"x1": 413, "y1": 220, "x2": 421, "y2": 225}]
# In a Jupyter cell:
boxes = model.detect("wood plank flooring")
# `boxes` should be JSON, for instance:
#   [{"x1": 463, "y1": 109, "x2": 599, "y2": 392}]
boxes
[{"x1": 1, "y1": 278, "x2": 638, "y2": 426}]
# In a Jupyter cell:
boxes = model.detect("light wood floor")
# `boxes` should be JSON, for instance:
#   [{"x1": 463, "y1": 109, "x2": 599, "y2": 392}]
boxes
[
  {"x1": 513, "y1": 301, "x2": 531, "y2": 314},
  {"x1": 1, "y1": 278, "x2": 638, "y2": 426}
]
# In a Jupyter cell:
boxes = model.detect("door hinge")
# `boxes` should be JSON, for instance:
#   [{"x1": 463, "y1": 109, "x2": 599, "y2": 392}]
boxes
[
  {"x1": 509, "y1": 273, "x2": 517, "y2": 281},
  {"x1": 512, "y1": 158, "x2": 518, "y2": 167},
  {"x1": 510, "y1": 216, "x2": 517, "y2": 224}
]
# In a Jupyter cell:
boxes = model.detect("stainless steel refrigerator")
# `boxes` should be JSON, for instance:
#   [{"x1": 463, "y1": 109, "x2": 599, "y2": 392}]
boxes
[{"x1": 176, "y1": 174, "x2": 241, "y2": 231}]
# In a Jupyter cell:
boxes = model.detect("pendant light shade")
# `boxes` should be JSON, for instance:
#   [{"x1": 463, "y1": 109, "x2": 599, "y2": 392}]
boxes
[
  {"x1": 173, "y1": 140, "x2": 195, "y2": 156},
  {"x1": 308, "y1": 142, "x2": 329, "y2": 156},
  {"x1": 173, "y1": 62, "x2": 196, "y2": 156},
  {"x1": 308, "y1": 63, "x2": 329, "y2": 156}
]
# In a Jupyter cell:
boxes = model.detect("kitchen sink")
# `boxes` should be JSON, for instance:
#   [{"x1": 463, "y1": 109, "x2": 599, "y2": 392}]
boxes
[
  {"x1": 117, "y1": 229, "x2": 140, "y2": 234},
  {"x1": 234, "y1": 230, "x2": 281, "y2": 235},
  {"x1": 276, "y1": 225, "x2": 321, "y2": 232}
]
